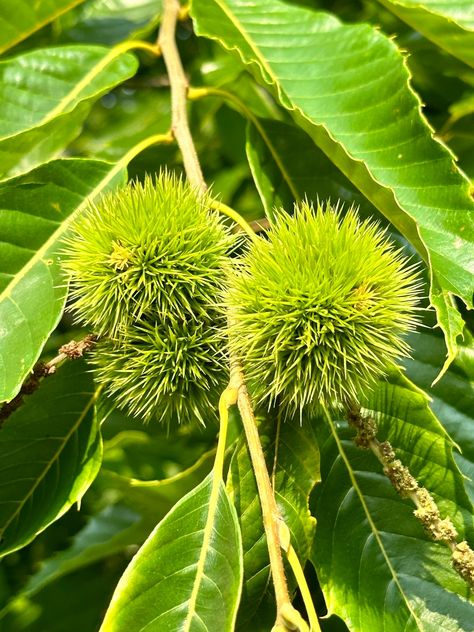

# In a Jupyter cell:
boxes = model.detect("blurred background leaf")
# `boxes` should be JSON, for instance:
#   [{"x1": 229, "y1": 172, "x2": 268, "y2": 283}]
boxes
[{"x1": 0, "y1": 0, "x2": 85, "y2": 55}]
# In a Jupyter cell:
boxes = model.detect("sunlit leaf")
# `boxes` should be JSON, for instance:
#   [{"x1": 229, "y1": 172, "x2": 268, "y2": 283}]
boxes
[
  {"x1": 0, "y1": 45, "x2": 138, "y2": 177},
  {"x1": 100, "y1": 474, "x2": 243, "y2": 632},
  {"x1": 191, "y1": 0, "x2": 474, "y2": 373},
  {"x1": 0, "y1": 158, "x2": 126, "y2": 403}
]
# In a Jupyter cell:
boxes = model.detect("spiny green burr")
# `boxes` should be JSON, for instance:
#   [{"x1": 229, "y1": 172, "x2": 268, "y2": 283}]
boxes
[
  {"x1": 63, "y1": 172, "x2": 232, "y2": 424},
  {"x1": 227, "y1": 201, "x2": 420, "y2": 416}
]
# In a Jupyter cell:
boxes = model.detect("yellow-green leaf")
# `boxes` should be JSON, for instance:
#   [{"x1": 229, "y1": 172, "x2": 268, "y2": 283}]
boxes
[
  {"x1": 100, "y1": 474, "x2": 243, "y2": 632},
  {"x1": 378, "y1": 0, "x2": 474, "y2": 68},
  {"x1": 191, "y1": 0, "x2": 474, "y2": 373},
  {"x1": 0, "y1": 0, "x2": 85, "y2": 54}
]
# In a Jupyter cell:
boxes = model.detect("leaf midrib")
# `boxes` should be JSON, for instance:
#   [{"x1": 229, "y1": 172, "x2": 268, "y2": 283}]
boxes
[
  {"x1": 183, "y1": 477, "x2": 222, "y2": 631},
  {"x1": 0, "y1": 42, "x2": 136, "y2": 143},
  {"x1": 0, "y1": 387, "x2": 99, "y2": 543},
  {"x1": 197, "y1": 0, "x2": 429, "y2": 260}
]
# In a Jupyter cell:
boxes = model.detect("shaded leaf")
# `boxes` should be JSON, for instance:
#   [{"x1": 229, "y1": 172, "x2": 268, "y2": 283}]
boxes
[
  {"x1": 101, "y1": 429, "x2": 213, "y2": 481},
  {"x1": 378, "y1": 0, "x2": 474, "y2": 68},
  {"x1": 227, "y1": 413, "x2": 320, "y2": 629},
  {"x1": 441, "y1": 109, "x2": 474, "y2": 179},
  {"x1": 403, "y1": 328, "x2": 474, "y2": 503},
  {"x1": 0, "y1": 45, "x2": 138, "y2": 177},
  {"x1": 64, "y1": 0, "x2": 162, "y2": 46},
  {"x1": 0, "y1": 158, "x2": 127, "y2": 403},
  {"x1": 448, "y1": 93, "x2": 474, "y2": 125},
  {"x1": 311, "y1": 368, "x2": 474, "y2": 632},
  {"x1": 245, "y1": 118, "x2": 379, "y2": 221},
  {"x1": 100, "y1": 474, "x2": 243, "y2": 632},
  {"x1": 0, "y1": 360, "x2": 102, "y2": 557},
  {"x1": 71, "y1": 88, "x2": 170, "y2": 161},
  {"x1": 20, "y1": 505, "x2": 147, "y2": 597},
  {"x1": 401, "y1": 34, "x2": 474, "y2": 112},
  {"x1": 199, "y1": 53, "x2": 281, "y2": 119},
  {"x1": 1, "y1": 560, "x2": 126, "y2": 632},
  {"x1": 12, "y1": 448, "x2": 221, "y2": 602},
  {"x1": 0, "y1": 0, "x2": 85, "y2": 54},
  {"x1": 94, "y1": 447, "x2": 215, "y2": 518},
  {"x1": 191, "y1": 0, "x2": 474, "y2": 371}
]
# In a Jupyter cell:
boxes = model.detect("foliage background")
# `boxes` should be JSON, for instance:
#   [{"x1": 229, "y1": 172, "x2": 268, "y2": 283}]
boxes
[{"x1": 0, "y1": 0, "x2": 473, "y2": 631}]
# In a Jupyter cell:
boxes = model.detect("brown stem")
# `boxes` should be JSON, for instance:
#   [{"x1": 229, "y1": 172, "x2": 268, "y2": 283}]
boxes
[
  {"x1": 347, "y1": 402, "x2": 474, "y2": 589},
  {"x1": 233, "y1": 364, "x2": 294, "y2": 629},
  {"x1": 157, "y1": 3, "x2": 299, "y2": 627},
  {"x1": 158, "y1": 0, "x2": 205, "y2": 192},
  {"x1": 0, "y1": 334, "x2": 97, "y2": 426}
]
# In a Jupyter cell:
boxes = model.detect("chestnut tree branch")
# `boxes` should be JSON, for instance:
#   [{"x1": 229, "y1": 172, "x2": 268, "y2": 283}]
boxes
[
  {"x1": 157, "y1": 3, "x2": 305, "y2": 628},
  {"x1": 346, "y1": 402, "x2": 474, "y2": 588},
  {"x1": 0, "y1": 334, "x2": 97, "y2": 426},
  {"x1": 158, "y1": 0, "x2": 205, "y2": 192}
]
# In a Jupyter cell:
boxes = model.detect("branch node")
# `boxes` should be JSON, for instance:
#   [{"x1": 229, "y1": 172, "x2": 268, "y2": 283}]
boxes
[
  {"x1": 59, "y1": 333, "x2": 98, "y2": 359},
  {"x1": 452, "y1": 541, "x2": 474, "y2": 587},
  {"x1": 347, "y1": 406, "x2": 377, "y2": 448},
  {"x1": 0, "y1": 334, "x2": 98, "y2": 426},
  {"x1": 384, "y1": 459, "x2": 419, "y2": 497},
  {"x1": 378, "y1": 440, "x2": 396, "y2": 462}
]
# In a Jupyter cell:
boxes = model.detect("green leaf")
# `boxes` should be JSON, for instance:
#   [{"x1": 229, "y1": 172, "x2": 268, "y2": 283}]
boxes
[
  {"x1": 200, "y1": 54, "x2": 281, "y2": 120},
  {"x1": 245, "y1": 118, "x2": 379, "y2": 221},
  {"x1": 191, "y1": 0, "x2": 474, "y2": 370},
  {"x1": 403, "y1": 328, "x2": 474, "y2": 503},
  {"x1": 95, "y1": 447, "x2": 216, "y2": 518},
  {"x1": 0, "y1": 45, "x2": 138, "y2": 177},
  {"x1": 100, "y1": 473, "x2": 243, "y2": 632},
  {"x1": 449, "y1": 93, "x2": 474, "y2": 125},
  {"x1": 1, "y1": 561, "x2": 127, "y2": 632},
  {"x1": 72, "y1": 88, "x2": 170, "y2": 161},
  {"x1": 429, "y1": 281, "x2": 467, "y2": 378},
  {"x1": 366, "y1": 368, "x2": 473, "y2": 524},
  {"x1": 0, "y1": 360, "x2": 102, "y2": 558},
  {"x1": 377, "y1": 0, "x2": 474, "y2": 68},
  {"x1": 19, "y1": 505, "x2": 148, "y2": 598},
  {"x1": 0, "y1": 0, "x2": 86, "y2": 54},
  {"x1": 101, "y1": 429, "x2": 214, "y2": 480},
  {"x1": 11, "y1": 447, "x2": 222, "y2": 608},
  {"x1": 0, "y1": 157, "x2": 127, "y2": 403},
  {"x1": 15, "y1": 439, "x2": 220, "y2": 602},
  {"x1": 227, "y1": 414, "x2": 320, "y2": 629},
  {"x1": 64, "y1": 0, "x2": 162, "y2": 46},
  {"x1": 311, "y1": 369, "x2": 474, "y2": 632}
]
